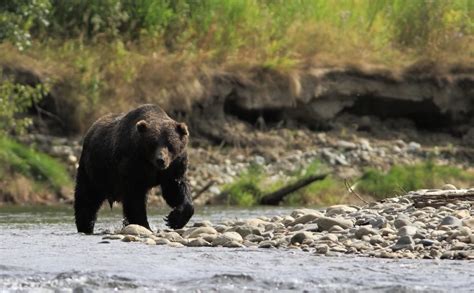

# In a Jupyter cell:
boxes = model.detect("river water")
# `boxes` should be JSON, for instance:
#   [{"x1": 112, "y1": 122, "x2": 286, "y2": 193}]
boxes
[{"x1": 1, "y1": 206, "x2": 473, "y2": 292}]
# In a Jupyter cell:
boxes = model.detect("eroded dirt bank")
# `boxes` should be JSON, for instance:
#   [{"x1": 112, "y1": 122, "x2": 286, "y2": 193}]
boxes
[{"x1": 3, "y1": 62, "x2": 474, "y2": 141}]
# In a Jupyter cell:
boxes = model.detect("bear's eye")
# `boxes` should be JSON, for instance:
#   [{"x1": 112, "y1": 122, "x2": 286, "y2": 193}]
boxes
[{"x1": 167, "y1": 142, "x2": 176, "y2": 153}]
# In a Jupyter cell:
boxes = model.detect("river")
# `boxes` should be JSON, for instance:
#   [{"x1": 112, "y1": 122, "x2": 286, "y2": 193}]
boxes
[{"x1": 1, "y1": 206, "x2": 473, "y2": 292}]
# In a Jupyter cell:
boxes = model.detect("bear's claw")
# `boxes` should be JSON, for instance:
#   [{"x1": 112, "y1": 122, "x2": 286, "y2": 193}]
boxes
[{"x1": 164, "y1": 204, "x2": 194, "y2": 229}]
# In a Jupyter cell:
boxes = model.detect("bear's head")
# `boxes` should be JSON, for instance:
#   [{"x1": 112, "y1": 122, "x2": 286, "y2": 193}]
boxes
[{"x1": 135, "y1": 119, "x2": 189, "y2": 170}]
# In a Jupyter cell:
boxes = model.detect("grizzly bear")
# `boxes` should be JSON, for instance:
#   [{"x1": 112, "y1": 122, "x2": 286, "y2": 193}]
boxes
[{"x1": 74, "y1": 104, "x2": 194, "y2": 234}]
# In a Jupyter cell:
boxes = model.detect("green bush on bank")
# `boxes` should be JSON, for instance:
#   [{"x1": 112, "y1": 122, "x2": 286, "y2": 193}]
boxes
[
  {"x1": 0, "y1": 73, "x2": 71, "y2": 195},
  {"x1": 0, "y1": 137, "x2": 72, "y2": 192},
  {"x1": 224, "y1": 160, "x2": 474, "y2": 206},
  {"x1": 1, "y1": 0, "x2": 471, "y2": 56},
  {"x1": 357, "y1": 162, "x2": 474, "y2": 199}
]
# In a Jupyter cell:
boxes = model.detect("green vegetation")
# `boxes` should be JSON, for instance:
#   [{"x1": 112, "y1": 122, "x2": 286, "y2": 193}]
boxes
[
  {"x1": 223, "y1": 160, "x2": 334, "y2": 206},
  {"x1": 0, "y1": 75, "x2": 48, "y2": 136},
  {"x1": 0, "y1": 1, "x2": 471, "y2": 133},
  {"x1": 2, "y1": 0, "x2": 471, "y2": 58},
  {"x1": 224, "y1": 164, "x2": 265, "y2": 207},
  {"x1": 224, "y1": 160, "x2": 474, "y2": 206},
  {"x1": 357, "y1": 162, "x2": 474, "y2": 199},
  {"x1": 0, "y1": 73, "x2": 71, "y2": 202},
  {"x1": 0, "y1": 137, "x2": 72, "y2": 193}
]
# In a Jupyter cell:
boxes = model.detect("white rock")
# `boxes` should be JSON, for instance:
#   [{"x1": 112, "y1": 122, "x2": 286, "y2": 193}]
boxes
[
  {"x1": 184, "y1": 227, "x2": 218, "y2": 238},
  {"x1": 120, "y1": 225, "x2": 153, "y2": 236}
]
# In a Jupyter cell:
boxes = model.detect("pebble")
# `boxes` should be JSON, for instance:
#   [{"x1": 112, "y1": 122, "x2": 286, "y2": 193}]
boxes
[
  {"x1": 212, "y1": 232, "x2": 243, "y2": 246},
  {"x1": 439, "y1": 216, "x2": 462, "y2": 227},
  {"x1": 187, "y1": 238, "x2": 211, "y2": 247},
  {"x1": 102, "y1": 235, "x2": 125, "y2": 240},
  {"x1": 184, "y1": 227, "x2": 218, "y2": 238},
  {"x1": 326, "y1": 205, "x2": 358, "y2": 216},
  {"x1": 355, "y1": 226, "x2": 378, "y2": 239},
  {"x1": 394, "y1": 217, "x2": 412, "y2": 229},
  {"x1": 290, "y1": 232, "x2": 314, "y2": 244},
  {"x1": 291, "y1": 213, "x2": 321, "y2": 225},
  {"x1": 94, "y1": 189, "x2": 472, "y2": 262},
  {"x1": 398, "y1": 226, "x2": 417, "y2": 237},
  {"x1": 316, "y1": 217, "x2": 353, "y2": 231},
  {"x1": 392, "y1": 236, "x2": 415, "y2": 251},
  {"x1": 120, "y1": 225, "x2": 153, "y2": 236}
]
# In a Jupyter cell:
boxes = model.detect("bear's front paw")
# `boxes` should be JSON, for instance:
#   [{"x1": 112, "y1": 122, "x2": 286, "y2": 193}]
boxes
[{"x1": 164, "y1": 204, "x2": 194, "y2": 229}]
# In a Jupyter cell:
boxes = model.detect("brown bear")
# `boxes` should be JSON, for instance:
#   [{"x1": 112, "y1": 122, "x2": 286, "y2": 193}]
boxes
[{"x1": 74, "y1": 104, "x2": 194, "y2": 234}]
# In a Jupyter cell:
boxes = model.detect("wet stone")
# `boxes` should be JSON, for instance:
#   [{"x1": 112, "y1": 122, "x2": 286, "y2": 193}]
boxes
[
  {"x1": 439, "y1": 216, "x2": 462, "y2": 228},
  {"x1": 303, "y1": 223, "x2": 319, "y2": 232},
  {"x1": 355, "y1": 226, "x2": 378, "y2": 239},
  {"x1": 122, "y1": 235, "x2": 140, "y2": 242},
  {"x1": 394, "y1": 217, "x2": 412, "y2": 229},
  {"x1": 102, "y1": 235, "x2": 125, "y2": 240},
  {"x1": 163, "y1": 232, "x2": 185, "y2": 243},
  {"x1": 184, "y1": 227, "x2": 218, "y2": 239},
  {"x1": 143, "y1": 238, "x2": 156, "y2": 245},
  {"x1": 155, "y1": 238, "x2": 171, "y2": 245},
  {"x1": 168, "y1": 242, "x2": 185, "y2": 248},
  {"x1": 316, "y1": 217, "x2": 353, "y2": 231},
  {"x1": 245, "y1": 234, "x2": 265, "y2": 243},
  {"x1": 292, "y1": 213, "x2": 321, "y2": 225},
  {"x1": 291, "y1": 232, "x2": 314, "y2": 245},
  {"x1": 186, "y1": 238, "x2": 211, "y2": 247},
  {"x1": 398, "y1": 226, "x2": 417, "y2": 237},
  {"x1": 212, "y1": 232, "x2": 243, "y2": 246},
  {"x1": 258, "y1": 240, "x2": 276, "y2": 248},
  {"x1": 392, "y1": 236, "x2": 415, "y2": 251},
  {"x1": 120, "y1": 225, "x2": 153, "y2": 237},
  {"x1": 326, "y1": 205, "x2": 358, "y2": 216}
]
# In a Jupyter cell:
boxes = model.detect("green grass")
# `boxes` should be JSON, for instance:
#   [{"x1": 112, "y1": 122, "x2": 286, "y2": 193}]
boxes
[
  {"x1": 1, "y1": 1, "x2": 472, "y2": 134},
  {"x1": 223, "y1": 163, "x2": 264, "y2": 207},
  {"x1": 223, "y1": 160, "x2": 474, "y2": 206},
  {"x1": 0, "y1": 136, "x2": 73, "y2": 192},
  {"x1": 357, "y1": 162, "x2": 474, "y2": 199}
]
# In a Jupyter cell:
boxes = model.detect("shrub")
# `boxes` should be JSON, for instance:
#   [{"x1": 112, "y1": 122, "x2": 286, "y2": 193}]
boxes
[{"x1": 0, "y1": 75, "x2": 48, "y2": 136}]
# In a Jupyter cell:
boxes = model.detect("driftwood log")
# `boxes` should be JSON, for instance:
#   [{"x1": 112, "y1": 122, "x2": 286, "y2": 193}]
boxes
[
  {"x1": 259, "y1": 173, "x2": 328, "y2": 205},
  {"x1": 409, "y1": 189, "x2": 474, "y2": 208}
]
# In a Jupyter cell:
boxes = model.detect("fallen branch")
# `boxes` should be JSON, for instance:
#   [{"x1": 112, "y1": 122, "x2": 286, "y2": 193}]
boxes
[
  {"x1": 192, "y1": 180, "x2": 216, "y2": 201},
  {"x1": 259, "y1": 173, "x2": 328, "y2": 205},
  {"x1": 410, "y1": 189, "x2": 474, "y2": 208}
]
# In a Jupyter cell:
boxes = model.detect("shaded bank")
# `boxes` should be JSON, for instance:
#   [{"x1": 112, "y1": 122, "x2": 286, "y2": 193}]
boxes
[{"x1": 3, "y1": 60, "x2": 474, "y2": 144}]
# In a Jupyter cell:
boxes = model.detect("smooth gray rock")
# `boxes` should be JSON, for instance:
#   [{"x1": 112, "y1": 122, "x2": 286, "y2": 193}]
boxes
[
  {"x1": 184, "y1": 227, "x2": 218, "y2": 238},
  {"x1": 398, "y1": 226, "x2": 417, "y2": 237},
  {"x1": 292, "y1": 213, "x2": 321, "y2": 225},
  {"x1": 439, "y1": 216, "x2": 462, "y2": 227},
  {"x1": 120, "y1": 225, "x2": 152, "y2": 236},
  {"x1": 186, "y1": 238, "x2": 211, "y2": 247},
  {"x1": 316, "y1": 217, "x2": 353, "y2": 231},
  {"x1": 326, "y1": 205, "x2": 357, "y2": 216},
  {"x1": 290, "y1": 232, "x2": 314, "y2": 244},
  {"x1": 229, "y1": 225, "x2": 262, "y2": 238},
  {"x1": 355, "y1": 226, "x2": 378, "y2": 239},
  {"x1": 212, "y1": 232, "x2": 243, "y2": 246},
  {"x1": 394, "y1": 217, "x2": 412, "y2": 229},
  {"x1": 392, "y1": 236, "x2": 415, "y2": 251}
]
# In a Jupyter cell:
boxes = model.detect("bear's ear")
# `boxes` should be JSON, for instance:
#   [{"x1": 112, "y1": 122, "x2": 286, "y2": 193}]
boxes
[
  {"x1": 136, "y1": 120, "x2": 148, "y2": 133},
  {"x1": 176, "y1": 122, "x2": 189, "y2": 136}
]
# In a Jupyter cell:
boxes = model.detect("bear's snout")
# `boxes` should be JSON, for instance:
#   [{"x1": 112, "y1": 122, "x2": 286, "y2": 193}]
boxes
[{"x1": 154, "y1": 148, "x2": 170, "y2": 170}]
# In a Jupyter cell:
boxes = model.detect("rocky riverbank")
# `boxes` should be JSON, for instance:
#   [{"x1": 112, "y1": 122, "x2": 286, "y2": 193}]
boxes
[
  {"x1": 100, "y1": 188, "x2": 474, "y2": 260},
  {"x1": 16, "y1": 126, "x2": 474, "y2": 205}
]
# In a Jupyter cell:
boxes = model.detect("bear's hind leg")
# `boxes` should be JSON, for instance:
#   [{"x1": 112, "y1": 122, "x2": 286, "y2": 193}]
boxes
[{"x1": 74, "y1": 168, "x2": 104, "y2": 234}]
